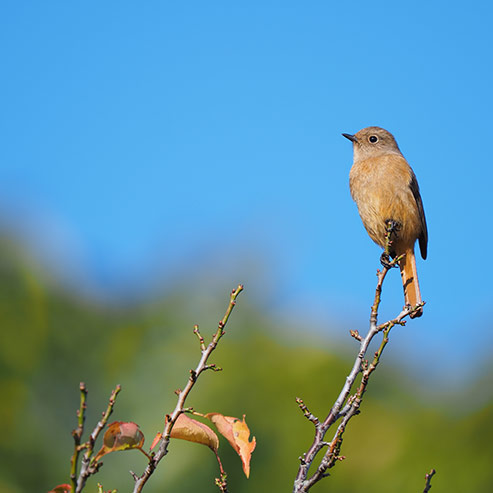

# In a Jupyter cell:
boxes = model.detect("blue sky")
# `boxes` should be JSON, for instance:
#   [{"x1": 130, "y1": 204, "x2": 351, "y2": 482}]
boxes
[{"x1": 1, "y1": 1, "x2": 492, "y2": 382}]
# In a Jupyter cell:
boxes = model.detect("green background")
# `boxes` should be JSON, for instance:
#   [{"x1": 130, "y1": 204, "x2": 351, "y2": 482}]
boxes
[{"x1": 1, "y1": 236, "x2": 491, "y2": 493}]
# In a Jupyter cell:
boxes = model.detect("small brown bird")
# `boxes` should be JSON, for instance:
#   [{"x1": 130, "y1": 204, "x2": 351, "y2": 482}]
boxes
[{"x1": 343, "y1": 127, "x2": 428, "y2": 318}]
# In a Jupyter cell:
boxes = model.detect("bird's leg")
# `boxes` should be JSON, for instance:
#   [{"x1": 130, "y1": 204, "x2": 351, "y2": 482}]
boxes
[{"x1": 380, "y1": 219, "x2": 401, "y2": 268}]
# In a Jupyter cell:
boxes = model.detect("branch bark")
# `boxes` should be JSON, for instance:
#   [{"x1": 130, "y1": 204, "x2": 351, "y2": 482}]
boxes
[
  {"x1": 423, "y1": 468, "x2": 436, "y2": 492},
  {"x1": 293, "y1": 238, "x2": 424, "y2": 492},
  {"x1": 131, "y1": 284, "x2": 243, "y2": 492},
  {"x1": 73, "y1": 384, "x2": 121, "y2": 493}
]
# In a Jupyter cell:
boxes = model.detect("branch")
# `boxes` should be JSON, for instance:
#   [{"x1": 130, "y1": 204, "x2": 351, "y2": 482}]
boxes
[
  {"x1": 132, "y1": 285, "x2": 243, "y2": 493},
  {"x1": 296, "y1": 397, "x2": 320, "y2": 426},
  {"x1": 423, "y1": 468, "x2": 436, "y2": 492},
  {"x1": 75, "y1": 385, "x2": 121, "y2": 493},
  {"x1": 293, "y1": 226, "x2": 424, "y2": 492},
  {"x1": 70, "y1": 382, "x2": 88, "y2": 492},
  {"x1": 214, "y1": 452, "x2": 229, "y2": 493}
]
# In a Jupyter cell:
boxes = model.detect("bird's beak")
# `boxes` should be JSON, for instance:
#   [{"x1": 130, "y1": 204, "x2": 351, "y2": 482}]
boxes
[{"x1": 342, "y1": 133, "x2": 358, "y2": 143}]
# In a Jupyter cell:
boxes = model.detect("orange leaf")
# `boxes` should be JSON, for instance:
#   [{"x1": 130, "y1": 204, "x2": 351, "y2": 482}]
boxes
[
  {"x1": 94, "y1": 421, "x2": 145, "y2": 460},
  {"x1": 170, "y1": 414, "x2": 219, "y2": 452},
  {"x1": 150, "y1": 432, "x2": 162, "y2": 450},
  {"x1": 206, "y1": 413, "x2": 256, "y2": 478},
  {"x1": 48, "y1": 485, "x2": 71, "y2": 493}
]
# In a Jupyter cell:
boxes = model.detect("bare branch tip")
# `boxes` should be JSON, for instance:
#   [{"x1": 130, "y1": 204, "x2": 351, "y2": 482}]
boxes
[
  {"x1": 423, "y1": 468, "x2": 436, "y2": 492},
  {"x1": 349, "y1": 329, "x2": 362, "y2": 341}
]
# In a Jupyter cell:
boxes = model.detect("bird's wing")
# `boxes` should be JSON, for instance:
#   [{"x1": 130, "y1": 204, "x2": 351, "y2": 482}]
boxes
[{"x1": 409, "y1": 171, "x2": 428, "y2": 259}]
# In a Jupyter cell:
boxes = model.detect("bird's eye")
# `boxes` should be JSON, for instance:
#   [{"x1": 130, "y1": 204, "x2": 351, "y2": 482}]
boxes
[{"x1": 369, "y1": 135, "x2": 378, "y2": 143}]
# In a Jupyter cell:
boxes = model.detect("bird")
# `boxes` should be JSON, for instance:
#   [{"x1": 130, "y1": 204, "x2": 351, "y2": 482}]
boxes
[{"x1": 342, "y1": 126, "x2": 428, "y2": 318}]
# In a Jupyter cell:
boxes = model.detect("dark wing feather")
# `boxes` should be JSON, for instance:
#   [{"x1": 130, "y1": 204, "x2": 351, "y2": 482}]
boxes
[{"x1": 409, "y1": 171, "x2": 428, "y2": 259}]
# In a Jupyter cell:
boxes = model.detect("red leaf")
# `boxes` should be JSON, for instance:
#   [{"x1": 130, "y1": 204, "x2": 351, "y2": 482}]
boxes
[{"x1": 48, "y1": 485, "x2": 71, "y2": 493}]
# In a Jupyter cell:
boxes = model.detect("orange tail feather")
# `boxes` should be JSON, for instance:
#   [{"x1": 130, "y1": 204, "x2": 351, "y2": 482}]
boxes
[{"x1": 398, "y1": 248, "x2": 423, "y2": 318}]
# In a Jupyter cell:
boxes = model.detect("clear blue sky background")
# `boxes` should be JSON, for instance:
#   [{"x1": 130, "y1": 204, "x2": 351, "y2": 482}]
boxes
[{"x1": 1, "y1": 1, "x2": 492, "y2": 383}]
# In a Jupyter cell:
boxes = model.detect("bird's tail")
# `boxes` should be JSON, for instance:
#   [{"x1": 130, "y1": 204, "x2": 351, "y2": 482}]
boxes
[{"x1": 399, "y1": 248, "x2": 423, "y2": 318}]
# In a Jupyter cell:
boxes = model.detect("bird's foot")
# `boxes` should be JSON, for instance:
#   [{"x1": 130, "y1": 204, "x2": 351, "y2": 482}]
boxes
[
  {"x1": 385, "y1": 219, "x2": 401, "y2": 238},
  {"x1": 380, "y1": 252, "x2": 397, "y2": 269},
  {"x1": 408, "y1": 303, "x2": 424, "y2": 319}
]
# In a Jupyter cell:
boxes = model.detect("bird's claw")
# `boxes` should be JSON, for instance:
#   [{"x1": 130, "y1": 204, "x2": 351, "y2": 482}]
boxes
[
  {"x1": 385, "y1": 219, "x2": 401, "y2": 237},
  {"x1": 380, "y1": 252, "x2": 397, "y2": 269}
]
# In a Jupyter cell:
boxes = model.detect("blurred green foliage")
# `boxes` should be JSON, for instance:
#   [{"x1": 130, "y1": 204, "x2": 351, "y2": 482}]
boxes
[{"x1": 0, "y1": 235, "x2": 492, "y2": 493}]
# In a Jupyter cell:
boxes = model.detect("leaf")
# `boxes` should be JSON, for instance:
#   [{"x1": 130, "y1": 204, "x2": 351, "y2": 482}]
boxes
[
  {"x1": 150, "y1": 432, "x2": 162, "y2": 450},
  {"x1": 94, "y1": 421, "x2": 145, "y2": 461},
  {"x1": 206, "y1": 413, "x2": 256, "y2": 478},
  {"x1": 170, "y1": 413, "x2": 219, "y2": 452},
  {"x1": 48, "y1": 485, "x2": 71, "y2": 493}
]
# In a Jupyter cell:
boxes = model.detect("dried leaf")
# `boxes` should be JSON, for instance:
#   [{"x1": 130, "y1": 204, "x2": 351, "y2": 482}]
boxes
[
  {"x1": 170, "y1": 413, "x2": 219, "y2": 452},
  {"x1": 48, "y1": 485, "x2": 71, "y2": 493},
  {"x1": 150, "y1": 432, "x2": 162, "y2": 450},
  {"x1": 94, "y1": 421, "x2": 145, "y2": 460},
  {"x1": 206, "y1": 413, "x2": 256, "y2": 478}
]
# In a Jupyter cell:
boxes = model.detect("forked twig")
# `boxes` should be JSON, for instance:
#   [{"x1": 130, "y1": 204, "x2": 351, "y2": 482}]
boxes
[
  {"x1": 71, "y1": 384, "x2": 121, "y2": 493},
  {"x1": 293, "y1": 224, "x2": 425, "y2": 492},
  {"x1": 132, "y1": 285, "x2": 243, "y2": 492}
]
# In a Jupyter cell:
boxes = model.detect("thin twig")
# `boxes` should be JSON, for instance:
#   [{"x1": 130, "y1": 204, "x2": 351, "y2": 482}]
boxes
[
  {"x1": 70, "y1": 382, "x2": 88, "y2": 491},
  {"x1": 132, "y1": 285, "x2": 243, "y2": 493},
  {"x1": 75, "y1": 385, "x2": 121, "y2": 493},
  {"x1": 423, "y1": 468, "x2": 436, "y2": 492},
  {"x1": 296, "y1": 398, "x2": 320, "y2": 426},
  {"x1": 293, "y1": 224, "x2": 423, "y2": 492},
  {"x1": 214, "y1": 452, "x2": 229, "y2": 493}
]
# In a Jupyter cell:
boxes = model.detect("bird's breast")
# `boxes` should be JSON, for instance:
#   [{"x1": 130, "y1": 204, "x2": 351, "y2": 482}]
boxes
[{"x1": 349, "y1": 154, "x2": 422, "y2": 250}]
